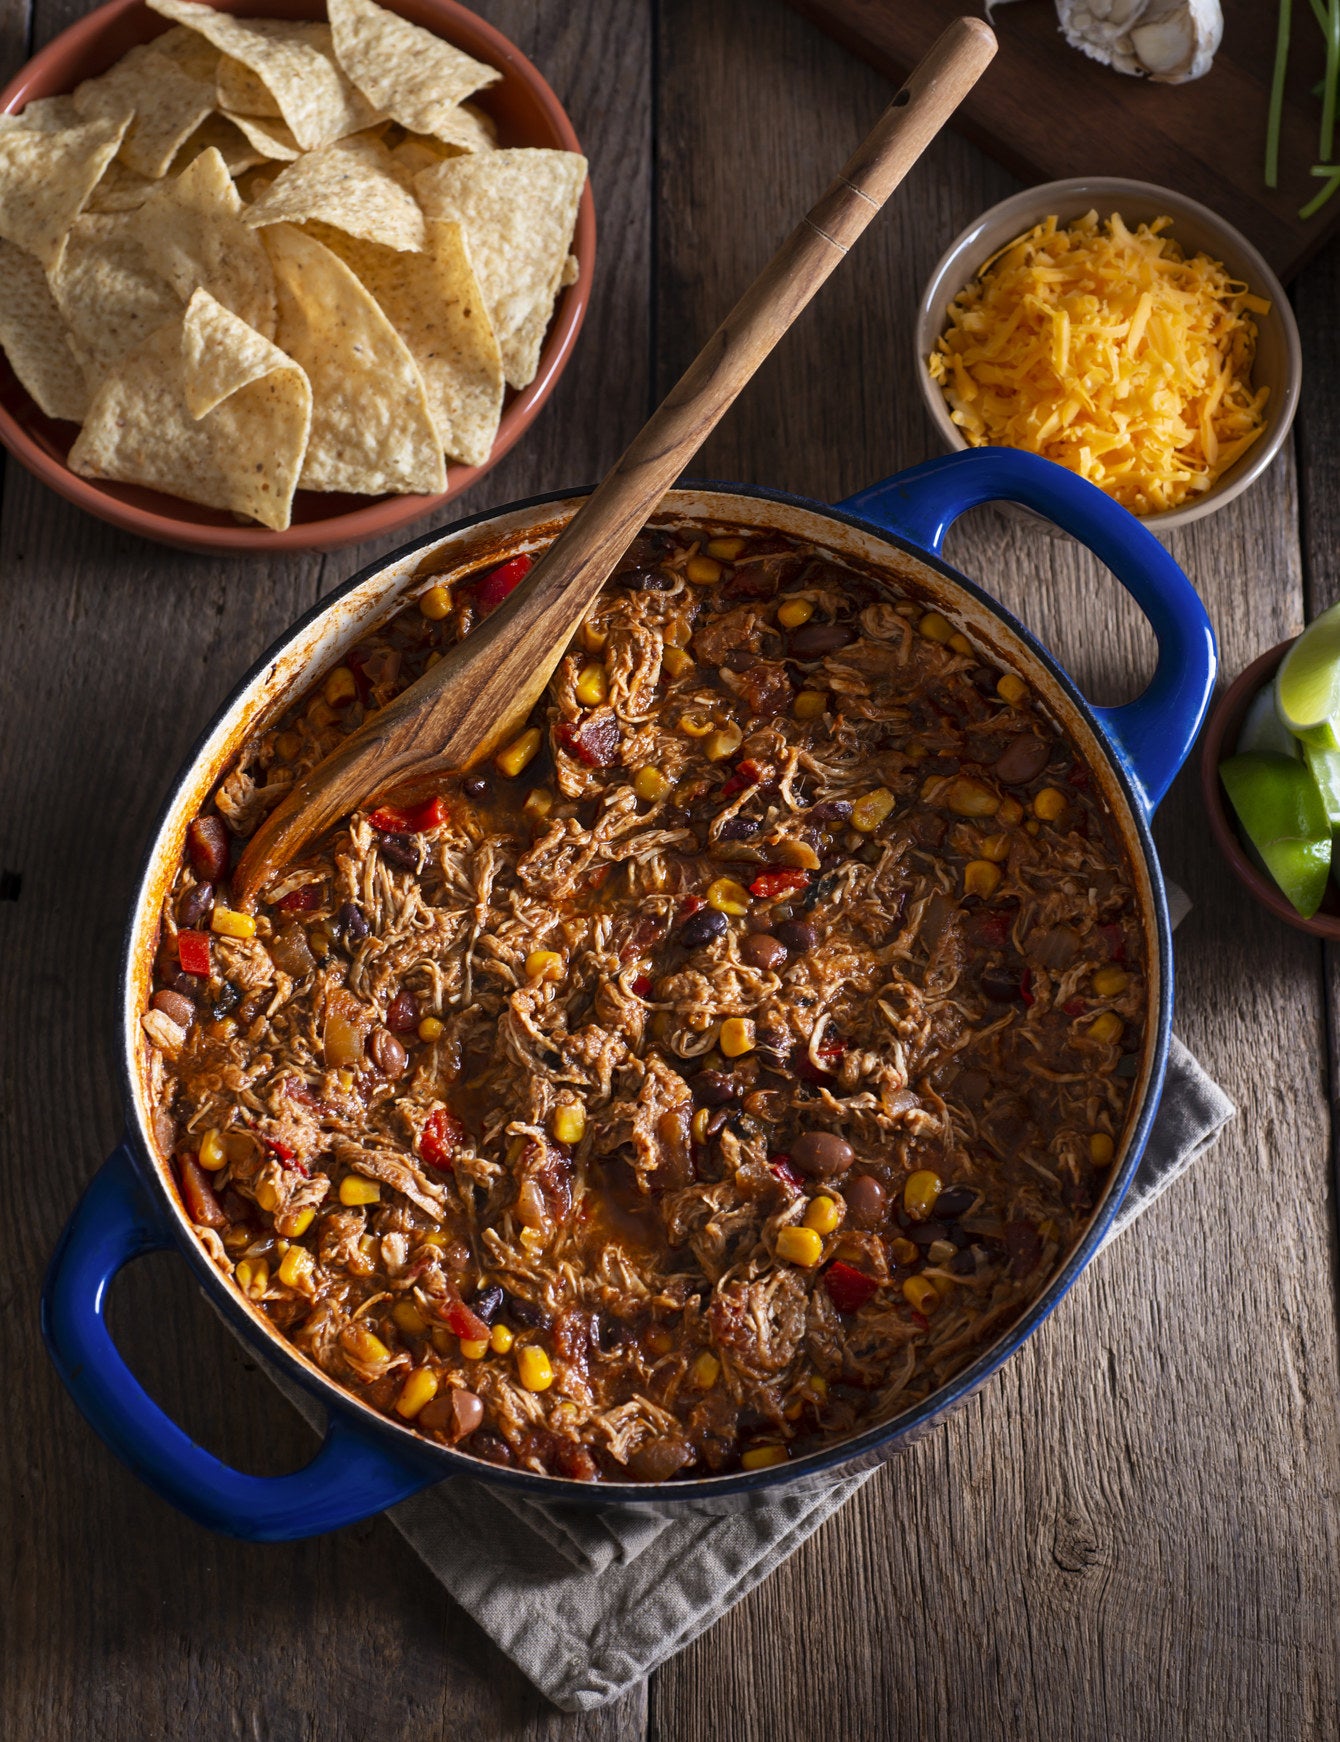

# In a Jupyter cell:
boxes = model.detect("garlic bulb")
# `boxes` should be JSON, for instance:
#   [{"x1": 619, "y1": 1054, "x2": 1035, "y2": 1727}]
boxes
[{"x1": 986, "y1": 0, "x2": 1224, "y2": 84}]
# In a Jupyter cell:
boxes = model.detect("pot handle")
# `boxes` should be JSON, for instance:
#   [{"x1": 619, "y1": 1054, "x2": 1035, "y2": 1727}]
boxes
[
  {"x1": 41, "y1": 1143, "x2": 439, "y2": 1541},
  {"x1": 839, "y1": 449, "x2": 1216, "y2": 815}
]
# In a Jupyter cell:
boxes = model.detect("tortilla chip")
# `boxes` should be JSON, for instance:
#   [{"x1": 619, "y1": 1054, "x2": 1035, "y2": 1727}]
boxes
[
  {"x1": 328, "y1": 0, "x2": 498, "y2": 143},
  {"x1": 0, "y1": 109, "x2": 129, "y2": 272},
  {"x1": 48, "y1": 212, "x2": 179, "y2": 384},
  {"x1": 264, "y1": 223, "x2": 443, "y2": 495},
  {"x1": 216, "y1": 53, "x2": 281, "y2": 118},
  {"x1": 0, "y1": 238, "x2": 89, "y2": 421},
  {"x1": 561, "y1": 252, "x2": 579, "y2": 288},
  {"x1": 310, "y1": 217, "x2": 502, "y2": 465},
  {"x1": 245, "y1": 135, "x2": 424, "y2": 252},
  {"x1": 72, "y1": 41, "x2": 216, "y2": 180},
  {"x1": 179, "y1": 285, "x2": 288, "y2": 418},
  {"x1": 86, "y1": 158, "x2": 159, "y2": 214},
  {"x1": 389, "y1": 108, "x2": 494, "y2": 179},
  {"x1": 148, "y1": 23, "x2": 222, "y2": 82},
  {"x1": 173, "y1": 113, "x2": 268, "y2": 178},
  {"x1": 222, "y1": 109, "x2": 301, "y2": 162},
  {"x1": 133, "y1": 148, "x2": 276, "y2": 338},
  {"x1": 0, "y1": 96, "x2": 80, "y2": 133},
  {"x1": 414, "y1": 148, "x2": 586, "y2": 389},
  {"x1": 70, "y1": 294, "x2": 311, "y2": 530},
  {"x1": 147, "y1": 2, "x2": 382, "y2": 150}
]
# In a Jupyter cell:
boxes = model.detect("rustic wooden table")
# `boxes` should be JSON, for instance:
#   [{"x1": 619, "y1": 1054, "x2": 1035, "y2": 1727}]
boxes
[{"x1": 4, "y1": 2, "x2": 1339, "y2": 1737}]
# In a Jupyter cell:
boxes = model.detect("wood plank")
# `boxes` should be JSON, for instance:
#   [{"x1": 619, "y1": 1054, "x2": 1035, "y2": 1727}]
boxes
[
  {"x1": 0, "y1": 1, "x2": 652, "y2": 1736},
  {"x1": 782, "y1": 0, "x2": 1336, "y2": 283},
  {"x1": 652, "y1": 3, "x2": 1340, "y2": 1738}
]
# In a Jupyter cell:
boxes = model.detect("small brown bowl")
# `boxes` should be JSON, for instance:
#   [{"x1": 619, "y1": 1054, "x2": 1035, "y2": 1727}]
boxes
[
  {"x1": 0, "y1": 0, "x2": 595, "y2": 554},
  {"x1": 1200, "y1": 638, "x2": 1340, "y2": 938}
]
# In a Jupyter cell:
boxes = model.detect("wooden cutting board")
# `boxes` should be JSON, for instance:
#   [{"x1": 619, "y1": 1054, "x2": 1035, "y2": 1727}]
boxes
[{"x1": 783, "y1": 0, "x2": 1334, "y2": 280}]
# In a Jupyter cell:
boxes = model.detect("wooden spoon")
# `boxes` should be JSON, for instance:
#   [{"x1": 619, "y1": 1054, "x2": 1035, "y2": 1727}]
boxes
[{"x1": 233, "y1": 16, "x2": 996, "y2": 908}]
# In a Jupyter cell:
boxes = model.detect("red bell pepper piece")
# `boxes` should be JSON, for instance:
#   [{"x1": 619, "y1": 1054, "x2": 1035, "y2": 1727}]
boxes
[
  {"x1": 719, "y1": 759, "x2": 762, "y2": 800},
  {"x1": 823, "y1": 1261, "x2": 879, "y2": 1314},
  {"x1": 749, "y1": 867, "x2": 810, "y2": 900},
  {"x1": 438, "y1": 1296, "x2": 490, "y2": 1343},
  {"x1": 471, "y1": 553, "x2": 533, "y2": 616},
  {"x1": 277, "y1": 885, "x2": 319, "y2": 914},
  {"x1": 768, "y1": 1153, "x2": 802, "y2": 1190},
  {"x1": 420, "y1": 1107, "x2": 464, "y2": 1171},
  {"x1": 794, "y1": 1035, "x2": 845, "y2": 1083},
  {"x1": 370, "y1": 795, "x2": 449, "y2": 835},
  {"x1": 177, "y1": 930, "x2": 211, "y2": 978},
  {"x1": 631, "y1": 974, "x2": 653, "y2": 998}
]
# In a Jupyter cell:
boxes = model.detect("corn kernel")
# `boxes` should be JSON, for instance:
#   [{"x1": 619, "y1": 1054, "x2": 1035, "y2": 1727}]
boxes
[
  {"x1": 417, "y1": 1016, "x2": 445, "y2": 1042},
  {"x1": 346, "y1": 1327, "x2": 390, "y2": 1365},
  {"x1": 852, "y1": 787, "x2": 894, "y2": 832},
  {"x1": 393, "y1": 1300, "x2": 427, "y2": 1336},
  {"x1": 277, "y1": 1245, "x2": 313, "y2": 1289},
  {"x1": 996, "y1": 795, "x2": 1024, "y2": 827},
  {"x1": 691, "y1": 1106, "x2": 711, "y2": 1145},
  {"x1": 1092, "y1": 966, "x2": 1129, "y2": 997},
  {"x1": 997, "y1": 673, "x2": 1028, "y2": 706},
  {"x1": 776, "y1": 1224, "x2": 824, "y2": 1266},
  {"x1": 665, "y1": 618, "x2": 693, "y2": 648},
  {"x1": 707, "y1": 877, "x2": 751, "y2": 916},
  {"x1": 978, "y1": 832, "x2": 1010, "y2": 863},
  {"x1": 662, "y1": 647, "x2": 694, "y2": 679},
  {"x1": 804, "y1": 1195, "x2": 841, "y2": 1235},
  {"x1": 948, "y1": 632, "x2": 973, "y2": 655},
  {"x1": 419, "y1": 583, "x2": 451, "y2": 620},
  {"x1": 306, "y1": 696, "x2": 336, "y2": 729},
  {"x1": 358, "y1": 1233, "x2": 379, "y2": 1263},
  {"x1": 634, "y1": 765, "x2": 672, "y2": 802},
  {"x1": 686, "y1": 555, "x2": 722, "y2": 585},
  {"x1": 198, "y1": 1128, "x2": 227, "y2": 1172},
  {"x1": 459, "y1": 1337, "x2": 488, "y2": 1360},
  {"x1": 691, "y1": 1350, "x2": 720, "y2": 1388},
  {"x1": 919, "y1": 611, "x2": 954, "y2": 643},
  {"x1": 903, "y1": 1169, "x2": 942, "y2": 1222},
  {"x1": 286, "y1": 1206, "x2": 315, "y2": 1238},
  {"x1": 211, "y1": 907, "x2": 256, "y2": 939},
  {"x1": 496, "y1": 727, "x2": 541, "y2": 778},
  {"x1": 522, "y1": 787, "x2": 553, "y2": 825},
  {"x1": 646, "y1": 1326, "x2": 674, "y2": 1355},
  {"x1": 742, "y1": 1443, "x2": 788, "y2": 1470},
  {"x1": 678, "y1": 712, "x2": 714, "y2": 737},
  {"x1": 902, "y1": 1274, "x2": 939, "y2": 1314},
  {"x1": 430, "y1": 1326, "x2": 453, "y2": 1356},
  {"x1": 719, "y1": 1017, "x2": 755, "y2": 1058},
  {"x1": 254, "y1": 1179, "x2": 280, "y2": 1213},
  {"x1": 235, "y1": 1258, "x2": 268, "y2": 1301},
  {"x1": 1088, "y1": 1011, "x2": 1124, "y2": 1045},
  {"x1": 517, "y1": 1344, "x2": 554, "y2": 1391},
  {"x1": 575, "y1": 662, "x2": 608, "y2": 706},
  {"x1": 580, "y1": 618, "x2": 607, "y2": 652},
  {"x1": 525, "y1": 948, "x2": 563, "y2": 982},
  {"x1": 964, "y1": 859, "x2": 1002, "y2": 899},
  {"x1": 551, "y1": 1101, "x2": 586, "y2": 1145},
  {"x1": 803, "y1": 1374, "x2": 828, "y2": 1402},
  {"x1": 945, "y1": 776, "x2": 1000, "y2": 818},
  {"x1": 890, "y1": 1236, "x2": 919, "y2": 1265},
  {"x1": 1033, "y1": 787, "x2": 1067, "y2": 822},
  {"x1": 274, "y1": 730, "x2": 302, "y2": 762},
  {"x1": 707, "y1": 536, "x2": 746, "y2": 560},
  {"x1": 777, "y1": 598, "x2": 814, "y2": 630},
  {"x1": 488, "y1": 1322, "x2": 513, "y2": 1355},
  {"x1": 1089, "y1": 1132, "x2": 1116, "y2": 1166},
  {"x1": 793, "y1": 689, "x2": 828, "y2": 722},
  {"x1": 773, "y1": 838, "x2": 821, "y2": 870},
  {"x1": 705, "y1": 723, "x2": 743, "y2": 762},
  {"x1": 339, "y1": 1174, "x2": 381, "y2": 1206},
  {"x1": 324, "y1": 666, "x2": 357, "y2": 708},
  {"x1": 419, "y1": 1231, "x2": 447, "y2": 1250},
  {"x1": 395, "y1": 1367, "x2": 439, "y2": 1419},
  {"x1": 927, "y1": 1239, "x2": 957, "y2": 1265}
]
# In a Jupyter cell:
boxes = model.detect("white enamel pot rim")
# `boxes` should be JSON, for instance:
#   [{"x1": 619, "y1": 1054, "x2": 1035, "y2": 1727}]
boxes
[{"x1": 46, "y1": 457, "x2": 1211, "y2": 1533}]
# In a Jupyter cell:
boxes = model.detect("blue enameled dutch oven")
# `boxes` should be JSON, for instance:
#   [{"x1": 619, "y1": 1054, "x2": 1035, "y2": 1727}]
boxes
[{"x1": 42, "y1": 448, "x2": 1215, "y2": 1538}]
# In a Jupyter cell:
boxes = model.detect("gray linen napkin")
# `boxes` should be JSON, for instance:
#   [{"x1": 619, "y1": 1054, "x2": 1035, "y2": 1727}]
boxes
[{"x1": 254, "y1": 886, "x2": 1235, "y2": 1711}]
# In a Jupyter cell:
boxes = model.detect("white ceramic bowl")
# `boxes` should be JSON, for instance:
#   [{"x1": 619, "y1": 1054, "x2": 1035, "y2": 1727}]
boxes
[{"x1": 914, "y1": 178, "x2": 1302, "y2": 535}]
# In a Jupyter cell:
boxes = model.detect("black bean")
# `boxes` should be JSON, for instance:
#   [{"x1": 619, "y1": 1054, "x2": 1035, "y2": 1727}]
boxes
[
  {"x1": 594, "y1": 1314, "x2": 627, "y2": 1351},
  {"x1": 806, "y1": 800, "x2": 853, "y2": 825},
  {"x1": 952, "y1": 1246, "x2": 980, "y2": 1275},
  {"x1": 210, "y1": 981, "x2": 241, "y2": 1020},
  {"x1": 506, "y1": 1294, "x2": 552, "y2": 1330},
  {"x1": 775, "y1": 919, "x2": 817, "y2": 953},
  {"x1": 910, "y1": 1219, "x2": 949, "y2": 1247},
  {"x1": 1115, "y1": 1055, "x2": 1139, "y2": 1078},
  {"x1": 337, "y1": 902, "x2": 369, "y2": 944},
  {"x1": 462, "y1": 773, "x2": 490, "y2": 799},
  {"x1": 802, "y1": 873, "x2": 838, "y2": 912},
  {"x1": 792, "y1": 1132, "x2": 855, "y2": 1177},
  {"x1": 693, "y1": 1069, "x2": 739, "y2": 1107},
  {"x1": 465, "y1": 1428, "x2": 513, "y2": 1466},
  {"x1": 177, "y1": 882, "x2": 215, "y2": 930},
  {"x1": 971, "y1": 667, "x2": 1003, "y2": 696},
  {"x1": 979, "y1": 965, "x2": 1024, "y2": 1003},
  {"x1": 469, "y1": 1283, "x2": 505, "y2": 1324},
  {"x1": 755, "y1": 1025, "x2": 794, "y2": 1069},
  {"x1": 789, "y1": 621, "x2": 855, "y2": 657},
  {"x1": 378, "y1": 832, "x2": 419, "y2": 870},
  {"x1": 706, "y1": 1108, "x2": 731, "y2": 1139},
  {"x1": 934, "y1": 1185, "x2": 977, "y2": 1220},
  {"x1": 626, "y1": 566, "x2": 676, "y2": 591},
  {"x1": 677, "y1": 907, "x2": 727, "y2": 949},
  {"x1": 717, "y1": 815, "x2": 760, "y2": 841}
]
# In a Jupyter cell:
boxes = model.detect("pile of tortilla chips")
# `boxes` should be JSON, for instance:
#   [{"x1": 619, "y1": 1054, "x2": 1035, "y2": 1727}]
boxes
[{"x1": 0, "y1": 0, "x2": 587, "y2": 529}]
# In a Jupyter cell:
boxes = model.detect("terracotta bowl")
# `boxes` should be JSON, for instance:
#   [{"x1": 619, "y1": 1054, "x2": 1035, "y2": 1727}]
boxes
[
  {"x1": 0, "y1": 0, "x2": 595, "y2": 554},
  {"x1": 1200, "y1": 638, "x2": 1340, "y2": 939}
]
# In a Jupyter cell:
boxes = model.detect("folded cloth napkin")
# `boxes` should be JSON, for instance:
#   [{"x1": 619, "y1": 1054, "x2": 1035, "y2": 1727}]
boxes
[{"x1": 256, "y1": 889, "x2": 1235, "y2": 1711}]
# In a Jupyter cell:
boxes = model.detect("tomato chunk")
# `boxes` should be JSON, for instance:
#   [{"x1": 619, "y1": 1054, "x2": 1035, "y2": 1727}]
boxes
[
  {"x1": 370, "y1": 796, "x2": 449, "y2": 835},
  {"x1": 472, "y1": 553, "x2": 533, "y2": 616},
  {"x1": 420, "y1": 1107, "x2": 464, "y2": 1170},
  {"x1": 768, "y1": 1153, "x2": 802, "y2": 1190},
  {"x1": 823, "y1": 1260, "x2": 879, "y2": 1314},
  {"x1": 177, "y1": 930, "x2": 212, "y2": 978},
  {"x1": 276, "y1": 885, "x2": 319, "y2": 914},
  {"x1": 556, "y1": 713, "x2": 620, "y2": 767},
  {"x1": 749, "y1": 867, "x2": 810, "y2": 900}
]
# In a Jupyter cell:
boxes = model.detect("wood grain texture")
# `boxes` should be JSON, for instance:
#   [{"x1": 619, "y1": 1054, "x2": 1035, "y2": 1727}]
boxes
[
  {"x1": 782, "y1": 0, "x2": 1337, "y2": 282},
  {"x1": 4, "y1": 0, "x2": 1340, "y2": 1737}
]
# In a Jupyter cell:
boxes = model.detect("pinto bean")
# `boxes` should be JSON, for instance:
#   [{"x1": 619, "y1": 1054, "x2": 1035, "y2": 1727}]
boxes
[
  {"x1": 152, "y1": 989, "x2": 195, "y2": 1030},
  {"x1": 741, "y1": 933, "x2": 788, "y2": 972},
  {"x1": 775, "y1": 919, "x2": 817, "y2": 954},
  {"x1": 450, "y1": 1389, "x2": 485, "y2": 1438},
  {"x1": 843, "y1": 1174, "x2": 886, "y2": 1226},
  {"x1": 788, "y1": 620, "x2": 855, "y2": 657},
  {"x1": 186, "y1": 816, "x2": 229, "y2": 883},
  {"x1": 791, "y1": 1132, "x2": 855, "y2": 1177},
  {"x1": 993, "y1": 734, "x2": 1051, "y2": 785},
  {"x1": 177, "y1": 882, "x2": 215, "y2": 930},
  {"x1": 386, "y1": 989, "x2": 419, "y2": 1032},
  {"x1": 367, "y1": 1027, "x2": 408, "y2": 1078}
]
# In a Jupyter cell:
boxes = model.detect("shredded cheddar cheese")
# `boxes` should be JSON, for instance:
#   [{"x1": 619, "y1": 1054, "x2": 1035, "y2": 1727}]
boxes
[{"x1": 927, "y1": 211, "x2": 1271, "y2": 514}]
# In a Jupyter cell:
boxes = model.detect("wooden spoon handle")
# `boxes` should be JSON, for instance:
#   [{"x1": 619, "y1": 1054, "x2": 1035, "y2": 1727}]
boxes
[{"x1": 233, "y1": 17, "x2": 994, "y2": 906}]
